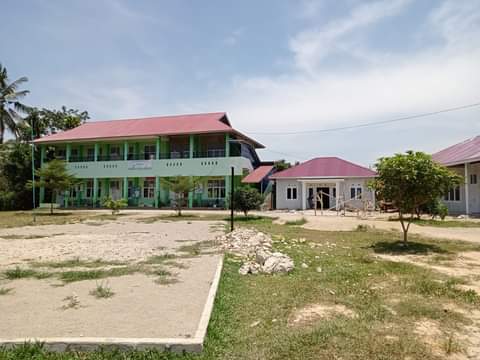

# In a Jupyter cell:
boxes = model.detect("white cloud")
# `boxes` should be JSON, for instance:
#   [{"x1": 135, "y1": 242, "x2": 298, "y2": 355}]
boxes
[
  {"x1": 197, "y1": 0, "x2": 480, "y2": 164},
  {"x1": 224, "y1": 28, "x2": 245, "y2": 46},
  {"x1": 290, "y1": 0, "x2": 412, "y2": 73}
]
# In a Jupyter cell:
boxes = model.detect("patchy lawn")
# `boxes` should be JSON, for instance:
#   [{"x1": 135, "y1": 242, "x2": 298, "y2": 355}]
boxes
[
  {"x1": 2, "y1": 217, "x2": 480, "y2": 359},
  {"x1": 0, "y1": 210, "x2": 121, "y2": 229}
]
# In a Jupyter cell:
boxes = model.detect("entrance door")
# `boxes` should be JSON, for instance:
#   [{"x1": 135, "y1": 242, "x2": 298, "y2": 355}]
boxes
[
  {"x1": 316, "y1": 187, "x2": 330, "y2": 209},
  {"x1": 110, "y1": 180, "x2": 121, "y2": 200}
]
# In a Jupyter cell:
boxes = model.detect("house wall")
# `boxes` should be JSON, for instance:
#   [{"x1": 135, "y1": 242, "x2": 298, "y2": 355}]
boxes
[
  {"x1": 274, "y1": 177, "x2": 375, "y2": 210},
  {"x1": 442, "y1": 163, "x2": 480, "y2": 215}
]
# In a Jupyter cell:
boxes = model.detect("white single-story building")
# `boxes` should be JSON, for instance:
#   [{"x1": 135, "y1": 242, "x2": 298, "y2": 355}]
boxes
[
  {"x1": 270, "y1": 157, "x2": 376, "y2": 211},
  {"x1": 432, "y1": 136, "x2": 480, "y2": 216}
]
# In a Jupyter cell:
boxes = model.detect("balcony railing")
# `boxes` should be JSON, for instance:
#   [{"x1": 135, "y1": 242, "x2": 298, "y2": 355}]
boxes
[
  {"x1": 55, "y1": 149, "x2": 232, "y2": 162},
  {"x1": 193, "y1": 149, "x2": 225, "y2": 158}
]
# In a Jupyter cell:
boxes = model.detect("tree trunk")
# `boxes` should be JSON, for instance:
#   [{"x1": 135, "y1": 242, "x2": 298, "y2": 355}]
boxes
[{"x1": 399, "y1": 212, "x2": 408, "y2": 246}]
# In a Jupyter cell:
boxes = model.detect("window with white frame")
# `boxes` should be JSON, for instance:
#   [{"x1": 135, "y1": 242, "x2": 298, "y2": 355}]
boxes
[
  {"x1": 471, "y1": 174, "x2": 478, "y2": 185},
  {"x1": 350, "y1": 186, "x2": 362, "y2": 199},
  {"x1": 286, "y1": 186, "x2": 297, "y2": 200},
  {"x1": 444, "y1": 186, "x2": 461, "y2": 201},
  {"x1": 207, "y1": 179, "x2": 225, "y2": 198},
  {"x1": 143, "y1": 178, "x2": 155, "y2": 198}
]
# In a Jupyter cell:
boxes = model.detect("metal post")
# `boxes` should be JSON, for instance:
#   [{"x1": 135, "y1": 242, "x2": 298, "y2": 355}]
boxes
[
  {"x1": 31, "y1": 121, "x2": 36, "y2": 222},
  {"x1": 230, "y1": 166, "x2": 234, "y2": 232}
]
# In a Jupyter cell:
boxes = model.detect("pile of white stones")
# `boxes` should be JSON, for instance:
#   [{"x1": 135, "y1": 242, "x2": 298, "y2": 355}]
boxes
[{"x1": 218, "y1": 228, "x2": 294, "y2": 275}]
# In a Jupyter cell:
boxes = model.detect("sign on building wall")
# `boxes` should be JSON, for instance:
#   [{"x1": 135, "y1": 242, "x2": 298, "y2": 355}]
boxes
[{"x1": 128, "y1": 160, "x2": 153, "y2": 170}]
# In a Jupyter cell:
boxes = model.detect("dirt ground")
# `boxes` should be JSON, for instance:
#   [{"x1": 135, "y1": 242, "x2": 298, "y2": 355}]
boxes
[
  {"x1": 0, "y1": 214, "x2": 223, "y2": 339},
  {"x1": 266, "y1": 210, "x2": 480, "y2": 243}
]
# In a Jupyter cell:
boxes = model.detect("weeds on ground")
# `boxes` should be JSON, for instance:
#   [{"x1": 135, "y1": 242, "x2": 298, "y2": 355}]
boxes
[
  {"x1": 3, "y1": 267, "x2": 52, "y2": 280},
  {"x1": 0, "y1": 287, "x2": 13, "y2": 295},
  {"x1": 61, "y1": 294, "x2": 80, "y2": 310},
  {"x1": 89, "y1": 281, "x2": 115, "y2": 299}
]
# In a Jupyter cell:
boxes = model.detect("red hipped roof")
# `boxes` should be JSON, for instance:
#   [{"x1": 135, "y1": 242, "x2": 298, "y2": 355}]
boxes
[
  {"x1": 270, "y1": 157, "x2": 376, "y2": 179},
  {"x1": 242, "y1": 165, "x2": 274, "y2": 183},
  {"x1": 33, "y1": 112, "x2": 264, "y2": 148},
  {"x1": 432, "y1": 136, "x2": 480, "y2": 166}
]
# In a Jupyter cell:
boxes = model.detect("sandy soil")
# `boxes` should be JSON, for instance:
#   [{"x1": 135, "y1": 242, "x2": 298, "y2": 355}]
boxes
[
  {"x1": 0, "y1": 256, "x2": 220, "y2": 338},
  {"x1": 0, "y1": 216, "x2": 223, "y2": 340},
  {"x1": 0, "y1": 220, "x2": 220, "y2": 268}
]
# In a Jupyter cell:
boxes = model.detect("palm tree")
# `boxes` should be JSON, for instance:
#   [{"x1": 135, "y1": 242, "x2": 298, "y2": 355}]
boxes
[{"x1": 0, "y1": 63, "x2": 30, "y2": 144}]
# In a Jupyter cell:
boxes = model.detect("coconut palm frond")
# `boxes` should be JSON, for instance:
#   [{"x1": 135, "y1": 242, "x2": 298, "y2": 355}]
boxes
[
  {"x1": 3, "y1": 77, "x2": 28, "y2": 94},
  {"x1": 13, "y1": 101, "x2": 32, "y2": 114}
]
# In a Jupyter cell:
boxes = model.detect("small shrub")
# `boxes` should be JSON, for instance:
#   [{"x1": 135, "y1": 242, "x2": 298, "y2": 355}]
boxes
[
  {"x1": 232, "y1": 186, "x2": 264, "y2": 216},
  {"x1": 89, "y1": 281, "x2": 114, "y2": 299},
  {"x1": 102, "y1": 197, "x2": 127, "y2": 215}
]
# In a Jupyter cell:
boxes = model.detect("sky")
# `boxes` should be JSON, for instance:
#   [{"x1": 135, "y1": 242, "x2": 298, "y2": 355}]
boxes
[{"x1": 2, "y1": 0, "x2": 480, "y2": 166}]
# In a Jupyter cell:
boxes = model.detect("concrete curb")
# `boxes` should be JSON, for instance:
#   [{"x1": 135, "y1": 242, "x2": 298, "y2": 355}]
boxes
[{"x1": 0, "y1": 256, "x2": 225, "y2": 353}]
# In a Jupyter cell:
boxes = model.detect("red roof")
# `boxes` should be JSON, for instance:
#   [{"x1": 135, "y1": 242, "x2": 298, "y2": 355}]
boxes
[
  {"x1": 242, "y1": 165, "x2": 274, "y2": 183},
  {"x1": 34, "y1": 112, "x2": 264, "y2": 148},
  {"x1": 432, "y1": 136, "x2": 480, "y2": 166},
  {"x1": 270, "y1": 157, "x2": 376, "y2": 179}
]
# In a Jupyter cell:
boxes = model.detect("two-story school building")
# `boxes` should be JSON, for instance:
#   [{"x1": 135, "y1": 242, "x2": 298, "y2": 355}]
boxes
[{"x1": 33, "y1": 112, "x2": 267, "y2": 209}]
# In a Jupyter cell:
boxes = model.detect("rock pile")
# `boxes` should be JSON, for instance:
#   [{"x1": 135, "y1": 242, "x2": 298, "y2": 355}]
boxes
[{"x1": 218, "y1": 228, "x2": 294, "y2": 275}]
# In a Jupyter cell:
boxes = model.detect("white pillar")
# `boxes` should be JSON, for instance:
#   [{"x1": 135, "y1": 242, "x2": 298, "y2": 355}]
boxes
[
  {"x1": 301, "y1": 182, "x2": 306, "y2": 210},
  {"x1": 465, "y1": 163, "x2": 470, "y2": 216},
  {"x1": 335, "y1": 181, "x2": 340, "y2": 210}
]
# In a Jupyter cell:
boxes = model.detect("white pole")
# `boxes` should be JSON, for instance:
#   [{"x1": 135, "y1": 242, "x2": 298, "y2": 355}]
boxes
[
  {"x1": 301, "y1": 182, "x2": 306, "y2": 210},
  {"x1": 335, "y1": 181, "x2": 340, "y2": 211},
  {"x1": 465, "y1": 163, "x2": 470, "y2": 216}
]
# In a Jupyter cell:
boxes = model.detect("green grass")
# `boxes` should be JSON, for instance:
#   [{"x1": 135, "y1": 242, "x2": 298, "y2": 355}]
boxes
[
  {"x1": 3, "y1": 267, "x2": 52, "y2": 280},
  {"x1": 1, "y1": 218, "x2": 479, "y2": 359},
  {"x1": 143, "y1": 254, "x2": 178, "y2": 264},
  {"x1": 0, "y1": 211, "x2": 110, "y2": 229},
  {"x1": 30, "y1": 258, "x2": 127, "y2": 269},
  {"x1": 59, "y1": 266, "x2": 139, "y2": 283}
]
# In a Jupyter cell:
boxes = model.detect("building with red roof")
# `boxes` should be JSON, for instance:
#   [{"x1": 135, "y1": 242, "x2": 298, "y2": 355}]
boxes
[
  {"x1": 35, "y1": 112, "x2": 264, "y2": 209},
  {"x1": 270, "y1": 157, "x2": 376, "y2": 210},
  {"x1": 432, "y1": 136, "x2": 480, "y2": 215}
]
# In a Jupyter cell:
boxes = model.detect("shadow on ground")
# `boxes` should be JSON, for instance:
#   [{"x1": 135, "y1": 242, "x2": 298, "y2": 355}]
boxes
[{"x1": 370, "y1": 240, "x2": 449, "y2": 255}]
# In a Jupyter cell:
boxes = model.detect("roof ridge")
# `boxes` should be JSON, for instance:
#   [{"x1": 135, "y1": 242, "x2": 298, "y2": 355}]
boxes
[{"x1": 86, "y1": 111, "x2": 227, "y2": 124}]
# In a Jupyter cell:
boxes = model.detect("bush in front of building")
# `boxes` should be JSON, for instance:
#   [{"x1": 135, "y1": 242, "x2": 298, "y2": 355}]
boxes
[
  {"x1": 233, "y1": 186, "x2": 264, "y2": 216},
  {"x1": 102, "y1": 197, "x2": 128, "y2": 215}
]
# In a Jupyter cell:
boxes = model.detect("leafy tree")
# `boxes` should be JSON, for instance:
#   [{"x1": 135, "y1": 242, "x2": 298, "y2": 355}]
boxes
[
  {"x1": 370, "y1": 151, "x2": 461, "y2": 244},
  {"x1": 0, "y1": 143, "x2": 35, "y2": 210},
  {"x1": 102, "y1": 197, "x2": 127, "y2": 215},
  {"x1": 18, "y1": 106, "x2": 89, "y2": 142},
  {"x1": 233, "y1": 186, "x2": 264, "y2": 216},
  {"x1": 274, "y1": 159, "x2": 293, "y2": 171},
  {"x1": 28, "y1": 160, "x2": 78, "y2": 214},
  {"x1": 0, "y1": 63, "x2": 30, "y2": 143},
  {"x1": 161, "y1": 176, "x2": 201, "y2": 216}
]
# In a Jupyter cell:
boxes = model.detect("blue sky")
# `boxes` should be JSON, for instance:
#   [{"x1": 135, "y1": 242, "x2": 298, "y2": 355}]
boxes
[{"x1": 2, "y1": 0, "x2": 480, "y2": 166}]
